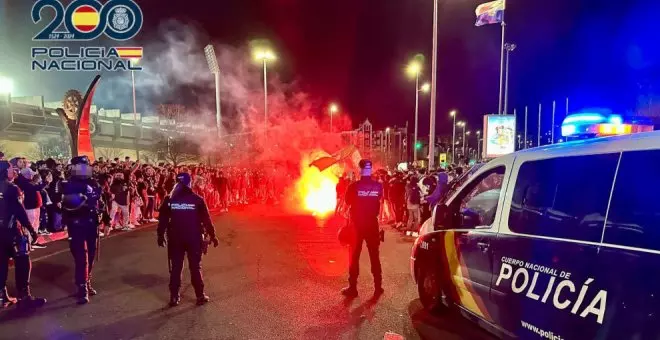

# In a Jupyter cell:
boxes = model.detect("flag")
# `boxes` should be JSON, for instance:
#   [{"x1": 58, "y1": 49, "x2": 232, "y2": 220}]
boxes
[
  {"x1": 115, "y1": 47, "x2": 143, "y2": 59},
  {"x1": 309, "y1": 145, "x2": 361, "y2": 172},
  {"x1": 71, "y1": 5, "x2": 100, "y2": 33},
  {"x1": 475, "y1": 0, "x2": 505, "y2": 27},
  {"x1": 309, "y1": 156, "x2": 338, "y2": 172}
]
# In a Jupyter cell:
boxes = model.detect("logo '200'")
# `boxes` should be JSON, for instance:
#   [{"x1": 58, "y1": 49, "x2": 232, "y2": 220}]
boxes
[{"x1": 32, "y1": 0, "x2": 143, "y2": 41}]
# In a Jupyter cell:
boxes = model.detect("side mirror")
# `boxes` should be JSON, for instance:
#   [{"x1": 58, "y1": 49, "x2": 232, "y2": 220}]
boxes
[
  {"x1": 460, "y1": 208, "x2": 481, "y2": 229},
  {"x1": 433, "y1": 204, "x2": 449, "y2": 229}
]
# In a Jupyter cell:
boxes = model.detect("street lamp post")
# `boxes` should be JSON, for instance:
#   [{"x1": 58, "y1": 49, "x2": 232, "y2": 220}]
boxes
[
  {"x1": 385, "y1": 127, "x2": 391, "y2": 167},
  {"x1": 407, "y1": 59, "x2": 422, "y2": 163},
  {"x1": 253, "y1": 48, "x2": 276, "y2": 132},
  {"x1": 503, "y1": 43, "x2": 516, "y2": 115},
  {"x1": 429, "y1": 0, "x2": 439, "y2": 169},
  {"x1": 465, "y1": 130, "x2": 471, "y2": 157},
  {"x1": 476, "y1": 130, "x2": 482, "y2": 161},
  {"x1": 457, "y1": 121, "x2": 465, "y2": 160},
  {"x1": 329, "y1": 103, "x2": 339, "y2": 132},
  {"x1": 450, "y1": 110, "x2": 457, "y2": 163},
  {"x1": 130, "y1": 58, "x2": 140, "y2": 124}
]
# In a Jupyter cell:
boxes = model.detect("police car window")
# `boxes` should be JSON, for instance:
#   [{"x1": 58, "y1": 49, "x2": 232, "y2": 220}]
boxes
[
  {"x1": 457, "y1": 166, "x2": 505, "y2": 228},
  {"x1": 442, "y1": 163, "x2": 485, "y2": 204},
  {"x1": 604, "y1": 150, "x2": 660, "y2": 250},
  {"x1": 508, "y1": 153, "x2": 619, "y2": 242}
]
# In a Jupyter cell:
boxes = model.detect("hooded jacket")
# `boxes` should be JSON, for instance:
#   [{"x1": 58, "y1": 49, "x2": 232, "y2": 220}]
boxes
[{"x1": 426, "y1": 172, "x2": 450, "y2": 209}]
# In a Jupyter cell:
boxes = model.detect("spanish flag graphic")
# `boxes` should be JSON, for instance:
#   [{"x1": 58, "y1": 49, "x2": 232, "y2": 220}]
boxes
[
  {"x1": 115, "y1": 47, "x2": 144, "y2": 59},
  {"x1": 71, "y1": 5, "x2": 100, "y2": 33}
]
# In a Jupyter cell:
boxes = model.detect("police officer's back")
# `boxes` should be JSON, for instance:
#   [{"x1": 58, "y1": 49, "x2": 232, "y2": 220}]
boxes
[
  {"x1": 60, "y1": 156, "x2": 102, "y2": 304},
  {"x1": 0, "y1": 160, "x2": 46, "y2": 309},
  {"x1": 157, "y1": 173, "x2": 219, "y2": 307},
  {"x1": 342, "y1": 159, "x2": 384, "y2": 298}
]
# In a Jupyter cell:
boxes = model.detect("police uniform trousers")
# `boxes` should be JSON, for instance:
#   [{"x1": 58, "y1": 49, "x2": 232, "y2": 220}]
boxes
[
  {"x1": 67, "y1": 219, "x2": 98, "y2": 285},
  {"x1": 168, "y1": 239, "x2": 204, "y2": 297},
  {"x1": 348, "y1": 221, "x2": 382, "y2": 288},
  {"x1": 0, "y1": 229, "x2": 31, "y2": 295}
]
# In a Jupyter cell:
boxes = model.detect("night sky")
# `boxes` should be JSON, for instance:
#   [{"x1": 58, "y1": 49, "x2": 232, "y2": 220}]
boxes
[{"x1": 2, "y1": 0, "x2": 660, "y2": 136}]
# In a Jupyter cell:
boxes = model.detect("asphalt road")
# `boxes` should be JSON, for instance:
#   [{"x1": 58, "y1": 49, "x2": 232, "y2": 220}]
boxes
[{"x1": 1, "y1": 205, "x2": 494, "y2": 340}]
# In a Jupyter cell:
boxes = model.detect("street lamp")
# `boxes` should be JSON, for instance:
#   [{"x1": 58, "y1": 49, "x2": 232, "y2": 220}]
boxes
[
  {"x1": 407, "y1": 58, "x2": 423, "y2": 163},
  {"x1": 253, "y1": 46, "x2": 277, "y2": 131},
  {"x1": 429, "y1": 0, "x2": 439, "y2": 169},
  {"x1": 329, "y1": 102, "x2": 339, "y2": 132},
  {"x1": 457, "y1": 121, "x2": 466, "y2": 159},
  {"x1": 450, "y1": 110, "x2": 457, "y2": 163},
  {"x1": 129, "y1": 58, "x2": 140, "y2": 123},
  {"x1": 0, "y1": 77, "x2": 13, "y2": 103},
  {"x1": 476, "y1": 130, "x2": 482, "y2": 161},
  {"x1": 465, "y1": 130, "x2": 471, "y2": 156},
  {"x1": 385, "y1": 127, "x2": 391, "y2": 166},
  {"x1": 503, "y1": 43, "x2": 517, "y2": 115},
  {"x1": 420, "y1": 82, "x2": 430, "y2": 93}
]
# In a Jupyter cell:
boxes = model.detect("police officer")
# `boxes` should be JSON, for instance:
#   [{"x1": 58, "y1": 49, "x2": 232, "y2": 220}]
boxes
[
  {"x1": 60, "y1": 156, "x2": 102, "y2": 305},
  {"x1": 0, "y1": 160, "x2": 47, "y2": 309},
  {"x1": 157, "y1": 173, "x2": 219, "y2": 307},
  {"x1": 342, "y1": 159, "x2": 384, "y2": 298}
]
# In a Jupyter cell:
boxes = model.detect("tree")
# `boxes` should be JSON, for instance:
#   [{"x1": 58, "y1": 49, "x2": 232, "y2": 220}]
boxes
[
  {"x1": 157, "y1": 104, "x2": 188, "y2": 124},
  {"x1": 28, "y1": 137, "x2": 71, "y2": 160},
  {"x1": 155, "y1": 136, "x2": 199, "y2": 166},
  {"x1": 96, "y1": 147, "x2": 124, "y2": 161},
  {"x1": 139, "y1": 151, "x2": 159, "y2": 165}
]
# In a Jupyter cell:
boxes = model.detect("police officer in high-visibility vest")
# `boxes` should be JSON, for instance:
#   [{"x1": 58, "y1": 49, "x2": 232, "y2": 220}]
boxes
[
  {"x1": 0, "y1": 160, "x2": 47, "y2": 309},
  {"x1": 342, "y1": 159, "x2": 384, "y2": 298},
  {"x1": 158, "y1": 173, "x2": 219, "y2": 307},
  {"x1": 60, "y1": 156, "x2": 102, "y2": 305}
]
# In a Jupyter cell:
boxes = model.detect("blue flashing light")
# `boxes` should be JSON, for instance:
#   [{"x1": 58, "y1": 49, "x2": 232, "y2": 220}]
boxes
[
  {"x1": 608, "y1": 115, "x2": 623, "y2": 125},
  {"x1": 563, "y1": 113, "x2": 606, "y2": 125},
  {"x1": 561, "y1": 124, "x2": 577, "y2": 137}
]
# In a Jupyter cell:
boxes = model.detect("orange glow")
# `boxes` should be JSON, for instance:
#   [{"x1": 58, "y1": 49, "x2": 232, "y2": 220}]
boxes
[
  {"x1": 597, "y1": 123, "x2": 632, "y2": 135},
  {"x1": 294, "y1": 151, "x2": 342, "y2": 218}
]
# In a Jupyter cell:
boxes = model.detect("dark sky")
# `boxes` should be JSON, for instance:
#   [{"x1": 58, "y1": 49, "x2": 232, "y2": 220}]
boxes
[{"x1": 2, "y1": 0, "x2": 660, "y2": 136}]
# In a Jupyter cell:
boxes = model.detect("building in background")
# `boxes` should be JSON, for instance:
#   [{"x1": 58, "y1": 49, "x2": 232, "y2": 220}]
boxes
[{"x1": 0, "y1": 94, "x2": 202, "y2": 162}]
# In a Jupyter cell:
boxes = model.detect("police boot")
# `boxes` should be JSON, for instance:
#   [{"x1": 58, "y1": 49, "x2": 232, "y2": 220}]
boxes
[
  {"x1": 196, "y1": 294, "x2": 210, "y2": 306},
  {"x1": 76, "y1": 284, "x2": 89, "y2": 305},
  {"x1": 0, "y1": 287, "x2": 17, "y2": 308},
  {"x1": 87, "y1": 281, "x2": 98, "y2": 296},
  {"x1": 374, "y1": 278, "x2": 384, "y2": 297},
  {"x1": 341, "y1": 286, "x2": 358, "y2": 298},
  {"x1": 16, "y1": 288, "x2": 46, "y2": 310},
  {"x1": 169, "y1": 294, "x2": 181, "y2": 307}
]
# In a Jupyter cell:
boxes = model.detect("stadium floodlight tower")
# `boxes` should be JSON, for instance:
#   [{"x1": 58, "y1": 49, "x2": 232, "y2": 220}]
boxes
[{"x1": 204, "y1": 44, "x2": 222, "y2": 136}]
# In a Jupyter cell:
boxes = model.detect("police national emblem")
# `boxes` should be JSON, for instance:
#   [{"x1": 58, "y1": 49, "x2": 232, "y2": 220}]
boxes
[{"x1": 111, "y1": 6, "x2": 130, "y2": 31}]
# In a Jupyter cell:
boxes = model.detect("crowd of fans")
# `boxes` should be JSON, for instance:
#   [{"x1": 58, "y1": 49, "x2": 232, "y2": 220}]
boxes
[
  {"x1": 0, "y1": 152, "x2": 290, "y2": 248},
  {"x1": 0, "y1": 147, "x2": 474, "y2": 250},
  {"x1": 336, "y1": 164, "x2": 470, "y2": 235}
]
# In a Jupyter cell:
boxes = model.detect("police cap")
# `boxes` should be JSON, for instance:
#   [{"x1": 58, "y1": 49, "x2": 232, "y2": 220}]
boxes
[
  {"x1": 176, "y1": 173, "x2": 192, "y2": 187},
  {"x1": 359, "y1": 159, "x2": 372, "y2": 169}
]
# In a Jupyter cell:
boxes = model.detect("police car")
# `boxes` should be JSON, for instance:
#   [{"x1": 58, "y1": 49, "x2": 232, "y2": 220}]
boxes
[{"x1": 410, "y1": 130, "x2": 660, "y2": 339}]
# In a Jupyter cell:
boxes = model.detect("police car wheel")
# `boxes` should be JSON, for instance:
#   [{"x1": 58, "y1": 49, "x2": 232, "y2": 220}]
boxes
[{"x1": 417, "y1": 262, "x2": 447, "y2": 313}]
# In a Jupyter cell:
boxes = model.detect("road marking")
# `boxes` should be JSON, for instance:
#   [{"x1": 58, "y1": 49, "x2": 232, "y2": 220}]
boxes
[{"x1": 31, "y1": 225, "x2": 156, "y2": 263}]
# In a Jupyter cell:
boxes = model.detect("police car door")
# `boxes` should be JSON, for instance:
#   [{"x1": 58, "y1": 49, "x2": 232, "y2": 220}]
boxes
[
  {"x1": 491, "y1": 152, "x2": 619, "y2": 338},
  {"x1": 442, "y1": 159, "x2": 508, "y2": 322}
]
